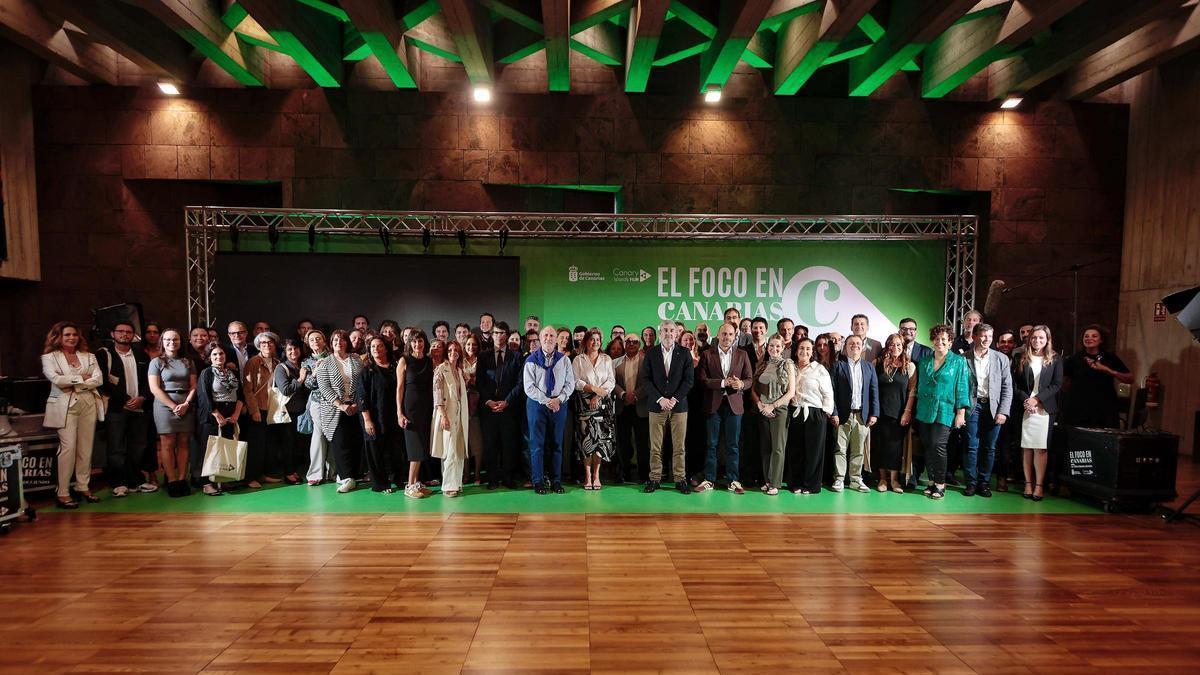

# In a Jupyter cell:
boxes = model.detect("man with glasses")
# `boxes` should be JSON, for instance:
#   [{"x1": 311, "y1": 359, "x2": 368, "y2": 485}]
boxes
[
  {"x1": 96, "y1": 322, "x2": 154, "y2": 496},
  {"x1": 479, "y1": 322, "x2": 522, "y2": 489},
  {"x1": 610, "y1": 325, "x2": 626, "y2": 343},
  {"x1": 899, "y1": 318, "x2": 933, "y2": 364},
  {"x1": 225, "y1": 321, "x2": 251, "y2": 373}
]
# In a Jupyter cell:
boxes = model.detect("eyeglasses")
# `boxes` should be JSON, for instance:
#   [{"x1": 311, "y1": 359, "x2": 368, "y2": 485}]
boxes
[{"x1": 228, "y1": 330, "x2": 247, "y2": 336}]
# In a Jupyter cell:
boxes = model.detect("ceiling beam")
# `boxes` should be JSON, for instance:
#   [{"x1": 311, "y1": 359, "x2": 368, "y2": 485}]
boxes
[
  {"x1": 570, "y1": 0, "x2": 632, "y2": 33},
  {"x1": 442, "y1": 0, "x2": 494, "y2": 84},
  {"x1": 848, "y1": 0, "x2": 978, "y2": 96},
  {"x1": 698, "y1": 0, "x2": 773, "y2": 91},
  {"x1": 478, "y1": 0, "x2": 544, "y2": 33},
  {"x1": 922, "y1": 0, "x2": 1084, "y2": 98},
  {"x1": 131, "y1": 0, "x2": 266, "y2": 86},
  {"x1": 774, "y1": 0, "x2": 876, "y2": 95},
  {"x1": 340, "y1": 0, "x2": 418, "y2": 88},
  {"x1": 406, "y1": 12, "x2": 461, "y2": 62},
  {"x1": 543, "y1": 0, "x2": 571, "y2": 91},
  {"x1": 43, "y1": 0, "x2": 196, "y2": 82},
  {"x1": 759, "y1": 0, "x2": 822, "y2": 32},
  {"x1": 0, "y1": 0, "x2": 117, "y2": 84},
  {"x1": 989, "y1": 0, "x2": 1184, "y2": 99},
  {"x1": 240, "y1": 0, "x2": 344, "y2": 87},
  {"x1": 625, "y1": 0, "x2": 671, "y2": 92},
  {"x1": 1059, "y1": 1, "x2": 1200, "y2": 100},
  {"x1": 572, "y1": 19, "x2": 622, "y2": 64}
]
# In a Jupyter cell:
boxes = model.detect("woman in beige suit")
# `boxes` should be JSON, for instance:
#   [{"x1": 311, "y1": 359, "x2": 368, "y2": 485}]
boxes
[
  {"x1": 41, "y1": 321, "x2": 105, "y2": 508},
  {"x1": 431, "y1": 340, "x2": 470, "y2": 497}
]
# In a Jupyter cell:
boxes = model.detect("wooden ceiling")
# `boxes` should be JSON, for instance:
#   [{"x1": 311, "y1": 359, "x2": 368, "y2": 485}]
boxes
[{"x1": 0, "y1": 0, "x2": 1197, "y2": 100}]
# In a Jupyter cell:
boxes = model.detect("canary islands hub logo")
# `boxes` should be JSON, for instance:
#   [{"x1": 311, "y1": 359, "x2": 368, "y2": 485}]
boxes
[{"x1": 568, "y1": 265, "x2": 650, "y2": 283}]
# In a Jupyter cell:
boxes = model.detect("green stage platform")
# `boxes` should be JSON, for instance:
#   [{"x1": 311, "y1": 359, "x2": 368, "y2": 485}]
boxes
[{"x1": 41, "y1": 482, "x2": 1098, "y2": 515}]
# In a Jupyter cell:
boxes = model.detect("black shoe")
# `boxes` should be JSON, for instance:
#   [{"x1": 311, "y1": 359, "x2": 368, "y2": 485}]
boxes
[
  {"x1": 552, "y1": 482, "x2": 564, "y2": 494},
  {"x1": 675, "y1": 480, "x2": 691, "y2": 494},
  {"x1": 945, "y1": 475, "x2": 961, "y2": 487},
  {"x1": 486, "y1": 481, "x2": 498, "y2": 490},
  {"x1": 644, "y1": 481, "x2": 660, "y2": 493},
  {"x1": 978, "y1": 484, "x2": 992, "y2": 498},
  {"x1": 962, "y1": 484, "x2": 976, "y2": 497},
  {"x1": 534, "y1": 484, "x2": 548, "y2": 495}
]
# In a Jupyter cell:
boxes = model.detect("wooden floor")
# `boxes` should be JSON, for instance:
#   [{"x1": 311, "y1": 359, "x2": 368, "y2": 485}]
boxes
[{"x1": 4, "y1": 503, "x2": 1200, "y2": 674}]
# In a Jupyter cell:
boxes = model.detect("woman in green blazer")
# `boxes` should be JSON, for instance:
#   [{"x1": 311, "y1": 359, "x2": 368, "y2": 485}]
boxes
[{"x1": 901, "y1": 324, "x2": 970, "y2": 500}]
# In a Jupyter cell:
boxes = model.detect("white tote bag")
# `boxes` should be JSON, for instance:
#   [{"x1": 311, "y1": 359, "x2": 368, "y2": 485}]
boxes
[
  {"x1": 202, "y1": 424, "x2": 248, "y2": 482},
  {"x1": 267, "y1": 385, "x2": 293, "y2": 425}
]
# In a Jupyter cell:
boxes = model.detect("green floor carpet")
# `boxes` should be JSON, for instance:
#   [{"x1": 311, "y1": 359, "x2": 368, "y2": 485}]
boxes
[{"x1": 40, "y1": 482, "x2": 1098, "y2": 514}]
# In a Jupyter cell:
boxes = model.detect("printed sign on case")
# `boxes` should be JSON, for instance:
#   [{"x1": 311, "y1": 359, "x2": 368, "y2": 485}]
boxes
[{"x1": 518, "y1": 239, "x2": 944, "y2": 334}]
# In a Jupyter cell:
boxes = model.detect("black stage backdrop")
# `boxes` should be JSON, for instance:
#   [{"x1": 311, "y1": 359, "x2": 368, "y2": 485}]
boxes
[{"x1": 212, "y1": 253, "x2": 519, "y2": 335}]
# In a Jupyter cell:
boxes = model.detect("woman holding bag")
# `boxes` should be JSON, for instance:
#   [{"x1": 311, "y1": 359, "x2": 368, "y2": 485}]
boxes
[
  {"x1": 197, "y1": 341, "x2": 244, "y2": 495},
  {"x1": 41, "y1": 321, "x2": 105, "y2": 509},
  {"x1": 272, "y1": 338, "x2": 310, "y2": 485},
  {"x1": 431, "y1": 340, "x2": 470, "y2": 497}
]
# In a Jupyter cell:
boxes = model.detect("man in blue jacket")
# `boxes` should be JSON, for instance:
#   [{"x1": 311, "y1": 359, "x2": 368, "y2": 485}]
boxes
[
  {"x1": 830, "y1": 335, "x2": 880, "y2": 492},
  {"x1": 523, "y1": 326, "x2": 576, "y2": 494}
]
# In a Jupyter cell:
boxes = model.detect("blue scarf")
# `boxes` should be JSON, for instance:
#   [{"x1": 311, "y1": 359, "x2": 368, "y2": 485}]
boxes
[{"x1": 526, "y1": 349, "x2": 564, "y2": 395}]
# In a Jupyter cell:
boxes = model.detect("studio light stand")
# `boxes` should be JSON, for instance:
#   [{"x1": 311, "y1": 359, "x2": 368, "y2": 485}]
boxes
[{"x1": 1000, "y1": 257, "x2": 1110, "y2": 344}]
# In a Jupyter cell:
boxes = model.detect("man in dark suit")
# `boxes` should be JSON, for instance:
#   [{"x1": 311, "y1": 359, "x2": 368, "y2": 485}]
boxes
[
  {"x1": 841, "y1": 314, "x2": 883, "y2": 364},
  {"x1": 697, "y1": 323, "x2": 753, "y2": 494},
  {"x1": 830, "y1": 335, "x2": 880, "y2": 492},
  {"x1": 478, "y1": 322, "x2": 523, "y2": 489},
  {"x1": 473, "y1": 312, "x2": 496, "y2": 351},
  {"x1": 738, "y1": 316, "x2": 770, "y2": 486},
  {"x1": 900, "y1": 317, "x2": 933, "y2": 364},
  {"x1": 96, "y1": 321, "x2": 153, "y2": 497},
  {"x1": 639, "y1": 320, "x2": 694, "y2": 493}
]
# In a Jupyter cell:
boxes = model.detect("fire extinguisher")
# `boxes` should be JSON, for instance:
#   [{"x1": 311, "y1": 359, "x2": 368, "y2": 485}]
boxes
[{"x1": 1144, "y1": 371, "x2": 1161, "y2": 407}]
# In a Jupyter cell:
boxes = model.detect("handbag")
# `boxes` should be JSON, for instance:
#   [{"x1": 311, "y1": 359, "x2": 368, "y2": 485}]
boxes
[
  {"x1": 267, "y1": 384, "x2": 293, "y2": 425},
  {"x1": 296, "y1": 408, "x2": 314, "y2": 434},
  {"x1": 202, "y1": 423, "x2": 248, "y2": 482}
]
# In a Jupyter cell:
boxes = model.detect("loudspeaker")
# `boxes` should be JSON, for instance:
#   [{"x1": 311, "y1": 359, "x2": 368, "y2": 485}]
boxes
[
  {"x1": 91, "y1": 303, "x2": 145, "y2": 344},
  {"x1": 1058, "y1": 427, "x2": 1178, "y2": 511}
]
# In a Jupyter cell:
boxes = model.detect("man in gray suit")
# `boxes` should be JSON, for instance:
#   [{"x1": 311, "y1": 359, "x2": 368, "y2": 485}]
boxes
[
  {"x1": 841, "y1": 314, "x2": 883, "y2": 364},
  {"x1": 962, "y1": 322, "x2": 1012, "y2": 497}
]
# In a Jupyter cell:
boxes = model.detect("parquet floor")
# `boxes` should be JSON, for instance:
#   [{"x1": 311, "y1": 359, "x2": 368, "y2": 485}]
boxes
[{"x1": 4, "y1": 507, "x2": 1200, "y2": 674}]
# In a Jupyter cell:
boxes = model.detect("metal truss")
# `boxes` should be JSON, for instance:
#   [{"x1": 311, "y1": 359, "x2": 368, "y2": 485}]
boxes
[{"x1": 185, "y1": 207, "x2": 978, "y2": 329}]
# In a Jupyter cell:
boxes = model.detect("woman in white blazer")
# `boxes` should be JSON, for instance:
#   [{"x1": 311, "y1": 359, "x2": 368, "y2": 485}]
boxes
[
  {"x1": 41, "y1": 321, "x2": 105, "y2": 509},
  {"x1": 431, "y1": 340, "x2": 470, "y2": 497}
]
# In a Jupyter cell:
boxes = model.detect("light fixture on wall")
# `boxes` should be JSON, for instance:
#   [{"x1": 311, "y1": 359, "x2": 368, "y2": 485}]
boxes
[
  {"x1": 704, "y1": 86, "x2": 721, "y2": 104},
  {"x1": 1000, "y1": 97, "x2": 1023, "y2": 109},
  {"x1": 473, "y1": 85, "x2": 492, "y2": 103},
  {"x1": 157, "y1": 81, "x2": 180, "y2": 96}
]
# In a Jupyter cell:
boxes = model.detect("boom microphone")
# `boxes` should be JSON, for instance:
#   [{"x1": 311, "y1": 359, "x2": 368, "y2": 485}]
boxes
[{"x1": 984, "y1": 279, "x2": 1006, "y2": 317}]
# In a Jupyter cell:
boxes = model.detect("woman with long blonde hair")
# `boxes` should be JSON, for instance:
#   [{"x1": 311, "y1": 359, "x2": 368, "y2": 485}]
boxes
[
  {"x1": 431, "y1": 340, "x2": 470, "y2": 497},
  {"x1": 41, "y1": 321, "x2": 105, "y2": 508},
  {"x1": 874, "y1": 333, "x2": 914, "y2": 493},
  {"x1": 1013, "y1": 325, "x2": 1062, "y2": 501}
]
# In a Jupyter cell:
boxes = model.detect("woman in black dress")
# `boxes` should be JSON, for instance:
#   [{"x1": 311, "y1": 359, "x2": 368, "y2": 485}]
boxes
[
  {"x1": 396, "y1": 329, "x2": 434, "y2": 499},
  {"x1": 1062, "y1": 324, "x2": 1132, "y2": 429},
  {"x1": 358, "y1": 337, "x2": 403, "y2": 493},
  {"x1": 874, "y1": 334, "x2": 914, "y2": 493}
]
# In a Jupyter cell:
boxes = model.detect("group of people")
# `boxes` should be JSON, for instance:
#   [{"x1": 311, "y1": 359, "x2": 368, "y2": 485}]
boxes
[{"x1": 39, "y1": 305, "x2": 1131, "y2": 508}]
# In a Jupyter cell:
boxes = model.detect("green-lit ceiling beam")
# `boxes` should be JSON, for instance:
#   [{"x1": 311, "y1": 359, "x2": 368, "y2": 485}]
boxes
[
  {"x1": 649, "y1": 12, "x2": 707, "y2": 66},
  {"x1": 297, "y1": 0, "x2": 350, "y2": 22},
  {"x1": 479, "y1": 0, "x2": 545, "y2": 34},
  {"x1": 821, "y1": 40, "x2": 869, "y2": 65},
  {"x1": 923, "y1": 0, "x2": 1084, "y2": 98},
  {"x1": 848, "y1": 0, "x2": 977, "y2": 97},
  {"x1": 341, "y1": 0, "x2": 418, "y2": 88},
  {"x1": 570, "y1": 0, "x2": 634, "y2": 33},
  {"x1": 699, "y1": 0, "x2": 772, "y2": 91},
  {"x1": 668, "y1": 0, "x2": 717, "y2": 38},
  {"x1": 494, "y1": 22, "x2": 543, "y2": 63},
  {"x1": 543, "y1": 0, "x2": 570, "y2": 91},
  {"x1": 131, "y1": 0, "x2": 267, "y2": 86},
  {"x1": 410, "y1": 37, "x2": 464, "y2": 62},
  {"x1": 241, "y1": 0, "x2": 344, "y2": 86},
  {"x1": 405, "y1": 12, "x2": 461, "y2": 62},
  {"x1": 441, "y1": 0, "x2": 495, "y2": 84},
  {"x1": 400, "y1": 0, "x2": 441, "y2": 29},
  {"x1": 626, "y1": 0, "x2": 672, "y2": 92},
  {"x1": 774, "y1": 0, "x2": 876, "y2": 95},
  {"x1": 344, "y1": 31, "x2": 371, "y2": 60},
  {"x1": 758, "y1": 0, "x2": 821, "y2": 32},
  {"x1": 743, "y1": 30, "x2": 774, "y2": 67},
  {"x1": 856, "y1": 12, "x2": 917, "y2": 71}
]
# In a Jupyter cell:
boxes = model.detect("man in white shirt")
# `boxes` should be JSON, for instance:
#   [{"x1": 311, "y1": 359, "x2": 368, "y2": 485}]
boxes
[
  {"x1": 225, "y1": 321, "x2": 251, "y2": 373},
  {"x1": 963, "y1": 323, "x2": 1012, "y2": 497},
  {"x1": 697, "y1": 324, "x2": 753, "y2": 493},
  {"x1": 612, "y1": 335, "x2": 647, "y2": 484},
  {"x1": 639, "y1": 320, "x2": 694, "y2": 493}
]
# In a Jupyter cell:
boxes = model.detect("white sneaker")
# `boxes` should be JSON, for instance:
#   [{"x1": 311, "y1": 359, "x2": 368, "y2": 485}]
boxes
[
  {"x1": 337, "y1": 479, "x2": 355, "y2": 493},
  {"x1": 137, "y1": 482, "x2": 159, "y2": 493},
  {"x1": 112, "y1": 486, "x2": 130, "y2": 498},
  {"x1": 404, "y1": 483, "x2": 426, "y2": 499},
  {"x1": 831, "y1": 479, "x2": 844, "y2": 492},
  {"x1": 854, "y1": 482, "x2": 871, "y2": 493}
]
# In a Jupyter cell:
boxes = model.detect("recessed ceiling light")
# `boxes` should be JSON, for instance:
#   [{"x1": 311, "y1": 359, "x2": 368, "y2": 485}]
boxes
[
  {"x1": 473, "y1": 85, "x2": 492, "y2": 103},
  {"x1": 1000, "y1": 97, "x2": 1023, "y2": 109},
  {"x1": 157, "y1": 81, "x2": 180, "y2": 96},
  {"x1": 704, "y1": 87, "x2": 721, "y2": 104}
]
